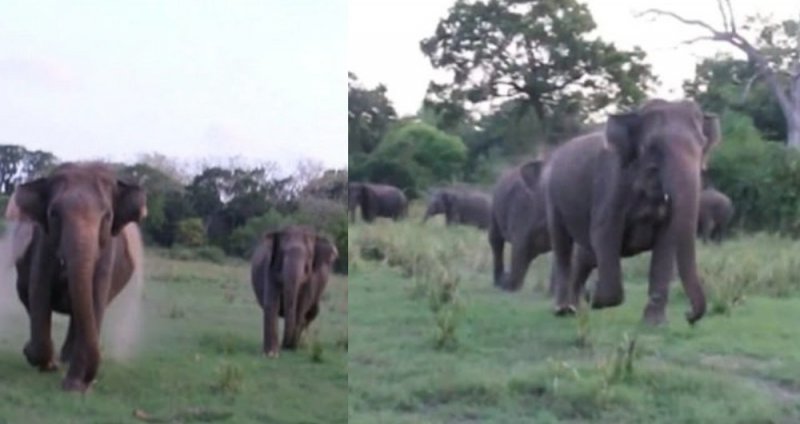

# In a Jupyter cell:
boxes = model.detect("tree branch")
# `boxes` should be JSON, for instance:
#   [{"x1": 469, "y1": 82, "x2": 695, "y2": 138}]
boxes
[
  {"x1": 637, "y1": 9, "x2": 719, "y2": 34},
  {"x1": 740, "y1": 70, "x2": 764, "y2": 103},
  {"x1": 724, "y1": 0, "x2": 737, "y2": 33},
  {"x1": 716, "y1": 0, "x2": 730, "y2": 32}
]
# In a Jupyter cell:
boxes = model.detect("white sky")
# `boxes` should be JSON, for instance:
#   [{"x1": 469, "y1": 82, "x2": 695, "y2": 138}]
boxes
[
  {"x1": 0, "y1": 0, "x2": 347, "y2": 170},
  {"x1": 348, "y1": 0, "x2": 799, "y2": 116}
]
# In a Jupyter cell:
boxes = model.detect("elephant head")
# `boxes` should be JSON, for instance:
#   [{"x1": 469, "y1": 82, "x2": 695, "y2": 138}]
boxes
[
  {"x1": 605, "y1": 100, "x2": 722, "y2": 323},
  {"x1": 252, "y1": 226, "x2": 336, "y2": 357},
  {"x1": 423, "y1": 189, "x2": 455, "y2": 223},
  {"x1": 5, "y1": 162, "x2": 147, "y2": 391}
]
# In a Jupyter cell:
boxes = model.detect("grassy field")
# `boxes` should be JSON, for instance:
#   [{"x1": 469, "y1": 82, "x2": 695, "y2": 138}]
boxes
[
  {"x1": 0, "y1": 243, "x2": 348, "y2": 423},
  {"x1": 349, "y1": 206, "x2": 800, "y2": 423}
]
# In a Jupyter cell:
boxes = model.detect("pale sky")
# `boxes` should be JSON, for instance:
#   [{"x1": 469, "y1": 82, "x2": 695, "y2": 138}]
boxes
[
  {"x1": 0, "y1": 0, "x2": 347, "y2": 170},
  {"x1": 348, "y1": 0, "x2": 799, "y2": 116}
]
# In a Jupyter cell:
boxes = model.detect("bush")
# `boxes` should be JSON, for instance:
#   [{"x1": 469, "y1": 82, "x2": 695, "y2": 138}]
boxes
[
  {"x1": 707, "y1": 111, "x2": 800, "y2": 235},
  {"x1": 353, "y1": 121, "x2": 467, "y2": 198},
  {"x1": 226, "y1": 210, "x2": 289, "y2": 258},
  {"x1": 294, "y1": 198, "x2": 348, "y2": 273},
  {"x1": 175, "y1": 218, "x2": 206, "y2": 247},
  {"x1": 166, "y1": 245, "x2": 226, "y2": 264}
]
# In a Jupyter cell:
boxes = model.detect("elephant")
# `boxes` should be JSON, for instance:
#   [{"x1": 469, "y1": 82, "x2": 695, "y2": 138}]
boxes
[
  {"x1": 488, "y1": 160, "x2": 555, "y2": 292},
  {"x1": 250, "y1": 226, "x2": 338, "y2": 357},
  {"x1": 698, "y1": 187, "x2": 734, "y2": 243},
  {"x1": 348, "y1": 182, "x2": 407, "y2": 223},
  {"x1": 423, "y1": 187, "x2": 491, "y2": 230},
  {"x1": 536, "y1": 99, "x2": 722, "y2": 326},
  {"x1": 4, "y1": 162, "x2": 147, "y2": 392}
]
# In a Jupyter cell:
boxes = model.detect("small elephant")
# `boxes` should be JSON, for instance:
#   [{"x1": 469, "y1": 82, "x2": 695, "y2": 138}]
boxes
[
  {"x1": 348, "y1": 182, "x2": 407, "y2": 223},
  {"x1": 698, "y1": 188, "x2": 734, "y2": 243},
  {"x1": 423, "y1": 187, "x2": 491, "y2": 230},
  {"x1": 6, "y1": 162, "x2": 147, "y2": 392},
  {"x1": 489, "y1": 160, "x2": 554, "y2": 292},
  {"x1": 250, "y1": 226, "x2": 338, "y2": 357},
  {"x1": 540, "y1": 99, "x2": 722, "y2": 325}
]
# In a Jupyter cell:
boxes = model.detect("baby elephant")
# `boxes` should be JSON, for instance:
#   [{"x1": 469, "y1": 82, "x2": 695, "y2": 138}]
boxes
[
  {"x1": 250, "y1": 226, "x2": 338, "y2": 357},
  {"x1": 698, "y1": 188, "x2": 734, "y2": 243}
]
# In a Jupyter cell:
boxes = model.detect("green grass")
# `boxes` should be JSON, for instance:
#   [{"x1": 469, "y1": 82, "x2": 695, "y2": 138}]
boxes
[
  {"x1": 0, "y1": 251, "x2": 347, "y2": 424},
  {"x1": 349, "y1": 206, "x2": 800, "y2": 423}
]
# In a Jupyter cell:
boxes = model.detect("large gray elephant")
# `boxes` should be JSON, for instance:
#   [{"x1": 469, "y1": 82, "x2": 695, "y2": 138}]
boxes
[
  {"x1": 348, "y1": 182, "x2": 407, "y2": 223},
  {"x1": 423, "y1": 187, "x2": 491, "y2": 230},
  {"x1": 488, "y1": 160, "x2": 554, "y2": 292},
  {"x1": 536, "y1": 99, "x2": 722, "y2": 326},
  {"x1": 5, "y1": 162, "x2": 147, "y2": 392},
  {"x1": 250, "y1": 226, "x2": 338, "y2": 357},
  {"x1": 698, "y1": 187, "x2": 734, "y2": 243}
]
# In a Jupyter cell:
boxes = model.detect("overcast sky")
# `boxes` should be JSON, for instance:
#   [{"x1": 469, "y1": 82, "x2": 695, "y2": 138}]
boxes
[
  {"x1": 0, "y1": 0, "x2": 347, "y2": 170},
  {"x1": 348, "y1": 0, "x2": 798, "y2": 116}
]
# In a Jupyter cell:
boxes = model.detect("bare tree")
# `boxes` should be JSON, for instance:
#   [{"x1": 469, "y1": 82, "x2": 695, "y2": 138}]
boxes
[{"x1": 640, "y1": 1, "x2": 800, "y2": 147}]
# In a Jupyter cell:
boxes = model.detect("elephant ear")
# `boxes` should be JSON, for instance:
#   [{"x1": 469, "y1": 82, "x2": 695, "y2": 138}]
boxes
[
  {"x1": 605, "y1": 112, "x2": 642, "y2": 165},
  {"x1": 701, "y1": 113, "x2": 722, "y2": 170},
  {"x1": 519, "y1": 160, "x2": 543, "y2": 191},
  {"x1": 313, "y1": 236, "x2": 338, "y2": 270},
  {"x1": 6, "y1": 178, "x2": 50, "y2": 228},
  {"x1": 113, "y1": 180, "x2": 148, "y2": 235}
]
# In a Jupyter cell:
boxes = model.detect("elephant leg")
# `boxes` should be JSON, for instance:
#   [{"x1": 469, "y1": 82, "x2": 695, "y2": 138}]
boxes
[
  {"x1": 642, "y1": 230, "x2": 677, "y2": 326},
  {"x1": 263, "y1": 282, "x2": 281, "y2": 357},
  {"x1": 25, "y1": 245, "x2": 58, "y2": 372},
  {"x1": 60, "y1": 319, "x2": 76, "y2": 363},
  {"x1": 548, "y1": 210, "x2": 575, "y2": 316},
  {"x1": 570, "y1": 247, "x2": 596, "y2": 307},
  {"x1": 502, "y1": 240, "x2": 536, "y2": 292},
  {"x1": 305, "y1": 303, "x2": 320, "y2": 328},
  {"x1": 281, "y1": 281, "x2": 300, "y2": 350},
  {"x1": 589, "y1": 220, "x2": 625, "y2": 309},
  {"x1": 488, "y1": 221, "x2": 505, "y2": 287}
]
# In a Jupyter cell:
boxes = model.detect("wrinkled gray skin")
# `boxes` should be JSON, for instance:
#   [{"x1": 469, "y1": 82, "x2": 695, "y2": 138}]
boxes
[
  {"x1": 488, "y1": 160, "x2": 555, "y2": 292},
  {"x1": 250, "y1": 226, "x2": 338, "y2": 357},
  {"x1": 423, "y1": 187, "x2": 491, "y2": 230},
  {"x1": 348, "y1": 182, "x2": 407, "y2": 223},
  {"x1": 537, "y1": 99, "x2": 722, "y2": 326},
  {"x1": 698, "y1": 188, "x2": 734, "y2": 243}
]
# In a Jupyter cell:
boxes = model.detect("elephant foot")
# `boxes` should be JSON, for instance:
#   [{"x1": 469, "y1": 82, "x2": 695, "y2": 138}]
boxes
[
  {"x1": 61, "y1": 377, "x2": 91, "y2": 393},
  {"x1": 588, "y1": 289, "x2": 624, "y2": 309},
  {"x1": 554, "y1": 304, "x2": 577, "y2": 316},
  {"x1": 641, "y1": 306, "x2": 667, "y2": 327},
  {"x1": 23, "y1": 342, "x2": 57, "y2": 372},
  {"x1": 264, "y1": 349, "x2": 280, "y2": 358}
]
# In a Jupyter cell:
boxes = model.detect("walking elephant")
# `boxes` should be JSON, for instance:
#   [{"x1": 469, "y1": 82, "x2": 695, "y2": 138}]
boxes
[
  {"x1": 698, "y1": 188, "x2": 734, "y2": 243},
  {"x1": 538, "y1": 99, "x2": 722, "y2": 326},
  {"x1": 423, "y1": 187, "x2": 491, "y2": 230},
  {"x1": 488, "y1": 160, "x2": 554, "y2": 292},
  {"x1": 5, "y1": 162, "x2": 147, "y2": 392},
  {"x1": 348, "y1": 182, "x2": 407, "y2": 223},
  {"x1": 250, "y1": 226, "x2": 338, "y2": 357}
]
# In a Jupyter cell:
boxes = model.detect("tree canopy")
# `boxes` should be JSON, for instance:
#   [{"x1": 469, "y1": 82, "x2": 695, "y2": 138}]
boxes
[{"x1": 348, "y1": 72, "x2": 398, "y2": 156}]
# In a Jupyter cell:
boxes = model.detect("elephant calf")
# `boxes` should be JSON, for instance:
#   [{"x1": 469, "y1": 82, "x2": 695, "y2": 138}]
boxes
[
  {"x1": 489, "y1": 160, "x2": 553, "y2": 292},
  {"x1": 698, "y1": 188, "x2": 734, "y2": 243},
  {"x1": 423, "y1": 187, "x2": 491, "y2": 230},
  {"x1": 348, "y1": 182, "x2": 408, "y2": 223},
  {"x1": 250, "y1": 226, "x2": 338, "y2": 357}
]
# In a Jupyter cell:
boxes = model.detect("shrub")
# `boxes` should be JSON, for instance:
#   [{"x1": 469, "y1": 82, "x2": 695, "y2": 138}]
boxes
[
  {"x1": 175, "y1": 218, "x2": 206, "y2": 247},
  {"x1": 707, "y1": 111, "x2": 800, "y2": 235},
  {"x1": 226, "y1": 209, "x2": 289, "y2": 257},
  {"x1": 166, "y1": 245, "x2": 226, "y2": 264}
]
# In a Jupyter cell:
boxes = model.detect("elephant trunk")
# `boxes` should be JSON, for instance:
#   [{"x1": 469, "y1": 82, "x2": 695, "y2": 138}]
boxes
[
  {"x1": 662, "y1": 152, "x2": 707, "y2": 324},
  {"x1": 281, "y1": 251, "x2": 304, "y2": 349},
  {"x1": 61, "y1": 218, "x2": 101, "y2": 387}
]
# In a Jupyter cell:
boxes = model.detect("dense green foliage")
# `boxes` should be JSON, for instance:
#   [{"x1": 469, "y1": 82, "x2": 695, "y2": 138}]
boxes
[
  {"x1": 0, "y1": 145, "x2": 57, "y2": 194},
  {"x1": 420, "y1": 0, "x2": 654, "y2": 133},
  {"x1": 348, "y1": 73, "x2": 398, "y2": 157},
  {"x1": 707, "y1": 112, "x2": 800, "y2": 235}
]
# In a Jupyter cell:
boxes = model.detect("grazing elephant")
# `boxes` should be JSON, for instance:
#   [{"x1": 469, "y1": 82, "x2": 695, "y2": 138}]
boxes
[
  {"x1": 488, "y1": 160, "x2": 555, "y2": 292},
  {"x1": 250, "y1": 226, "x2": 338, "y2": 357},
  {"x1": 5, "y1": 162, "x2": 147, "y2": 392},
  {"x1": 348, "y1": 182, "x2": 407, "y2": 223},
  {"x1": 423, "y1": 187, "x2": 491, "y2": 230},
  {"x1": 698, "y1": 188, "x2": 734, "y2": 243},
  {"x1": 538, "y1": 99, "x2": 722, "y2": 325}
]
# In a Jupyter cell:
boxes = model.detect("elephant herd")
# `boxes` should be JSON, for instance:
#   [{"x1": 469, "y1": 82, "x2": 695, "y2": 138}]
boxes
[
  {"x1": 2, "y1": 162, "x2": 338, "y2": 392},
  {"x1": 353, "y1": 99, "x2": 735, "y2": 327}
]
